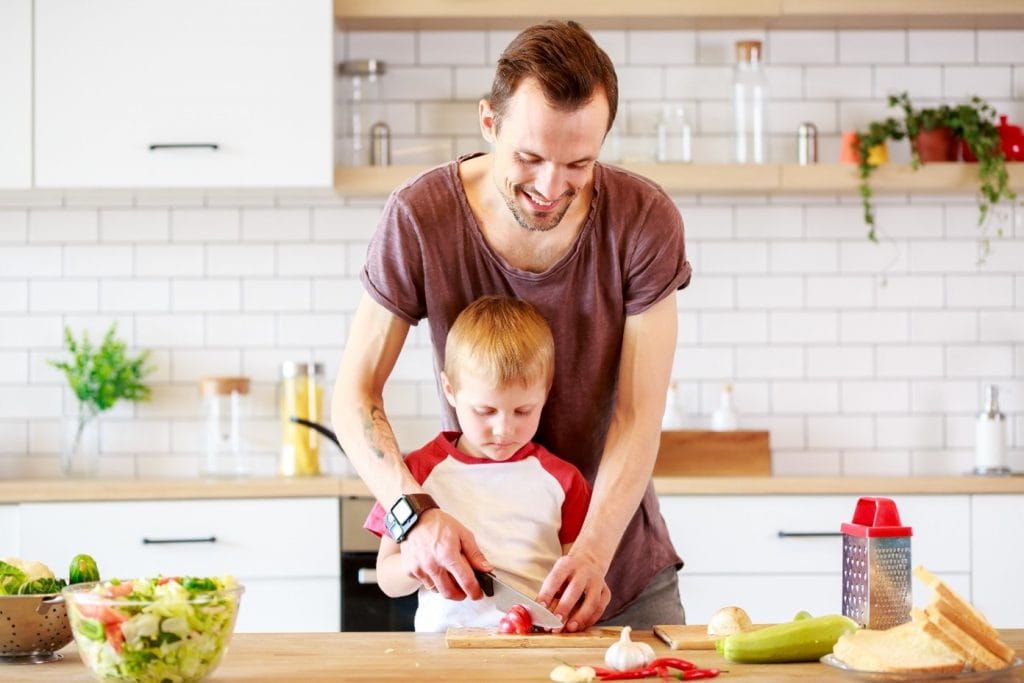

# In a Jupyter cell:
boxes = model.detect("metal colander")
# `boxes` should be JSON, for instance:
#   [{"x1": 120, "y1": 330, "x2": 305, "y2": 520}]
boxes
[{"x1": 0, "y1": 594, "x2": 73, "y2": 664}]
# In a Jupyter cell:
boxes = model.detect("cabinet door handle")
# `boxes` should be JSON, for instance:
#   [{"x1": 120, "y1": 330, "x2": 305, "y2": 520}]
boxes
[
  {"x1": 142, "y1": 536, "x2": 217, "y2": 545},
  {"x1": 148, "y1": 143, "x2": 220, "y2": 151},
  {"x1": 357, "y1": 568, "x2": 377, "y2": 585},
  {"x1": 777, "y1": 531, "x2": 842, "y2": 538}
]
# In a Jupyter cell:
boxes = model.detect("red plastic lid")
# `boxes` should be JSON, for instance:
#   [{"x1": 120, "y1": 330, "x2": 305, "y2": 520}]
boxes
[{"x1": 840, "y1": 496, "x2": 913, "y2": 538}]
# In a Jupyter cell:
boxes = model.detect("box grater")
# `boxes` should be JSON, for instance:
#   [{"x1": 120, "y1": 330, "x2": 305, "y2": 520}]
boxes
[{"x1": 841, "y1": 496, "x2": 912, "y2": 630}]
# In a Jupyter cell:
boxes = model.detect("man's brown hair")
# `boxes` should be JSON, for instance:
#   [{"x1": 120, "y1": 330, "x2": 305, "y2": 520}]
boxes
[{"x1": 489, "y1": 20, "x2": 618, "y2": 133}]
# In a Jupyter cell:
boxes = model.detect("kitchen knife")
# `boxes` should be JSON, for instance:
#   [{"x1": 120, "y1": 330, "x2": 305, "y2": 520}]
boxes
[{"x1": 474, "y1": 569, "x2": 563, "y2": 630}]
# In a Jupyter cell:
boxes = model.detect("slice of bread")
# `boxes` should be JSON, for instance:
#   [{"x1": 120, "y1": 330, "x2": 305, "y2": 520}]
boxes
[
  {"x1": 927, "y1": 594, "x2": 1015, "y2": 664},
  {"x1": 922, "y1": 605, "x2": 1008, "y2": 671},
  {"x1": 913, "y1": 565, "x2": 1016, "y2": 667},
  {"x1": 833, "y1": 622, "x2": 963, "y2": 674}
]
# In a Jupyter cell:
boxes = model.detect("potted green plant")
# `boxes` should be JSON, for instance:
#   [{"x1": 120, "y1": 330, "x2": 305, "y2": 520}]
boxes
[
  {"x1": 856, "y1": 92, "x2": 1014, "y2": 250},
  {"x1": 49, "y1": 324, "x2": 153, "y2": 476}
]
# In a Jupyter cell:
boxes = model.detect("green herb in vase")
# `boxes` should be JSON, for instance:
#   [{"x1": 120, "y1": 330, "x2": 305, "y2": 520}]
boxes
[{"x1": 48, "y1": 324, "x2": 153, "y2": 476}]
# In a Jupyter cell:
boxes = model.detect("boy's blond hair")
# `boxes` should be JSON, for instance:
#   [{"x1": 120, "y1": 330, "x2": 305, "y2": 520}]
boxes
[{"x1": 444, "y1": 296, "x2": 555, "y2": 392}]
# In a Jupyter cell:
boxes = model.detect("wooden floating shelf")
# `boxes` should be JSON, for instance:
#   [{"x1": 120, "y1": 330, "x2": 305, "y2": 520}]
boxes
[
  {"x1": 333, "y1": 0, "x2": 1024, "y2": 30},
  {"x1": 334, "y1": 162, "x2": 1024, "y2": 197}
]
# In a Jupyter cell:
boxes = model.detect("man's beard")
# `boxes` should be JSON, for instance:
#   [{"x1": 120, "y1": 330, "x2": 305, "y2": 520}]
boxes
[{"x1": 500, "y1": 183, "x2": 576, "y2": 233}]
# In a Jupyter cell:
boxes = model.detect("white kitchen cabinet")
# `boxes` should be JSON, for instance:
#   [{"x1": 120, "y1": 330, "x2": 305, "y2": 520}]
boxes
[
  {"x1": 0, "y1": 504, "x2": 20, "y2": 556},
  {"x1": 34, "y1": 0, "x2": 333, "y2": 188},
  {"x1": 971, "y1": 494, "x2": 1024, "y2": 628},
  {"x1": 659, "y1": 494, "x2": 971, "y2": 624},
  {"x1": 18, "y1": 497, "x2": 340, "y2": 633},
  {"x1": 0, "y1": 0, "x2": 32, "y2": 188}
]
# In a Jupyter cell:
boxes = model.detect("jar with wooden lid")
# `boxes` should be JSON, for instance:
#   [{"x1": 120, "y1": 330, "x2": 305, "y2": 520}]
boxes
[
  {"x1": 197, "y1": 376, "x2": 251, "y2": 477},
  {"x1": 279, "y1": 361, "x2": 324, "y2": 476}
]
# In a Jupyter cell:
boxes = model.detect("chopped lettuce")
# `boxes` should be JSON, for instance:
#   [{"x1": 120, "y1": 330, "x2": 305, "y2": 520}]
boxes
[{"x1": 65, "y1": 576, "x2": 242, "y2": 683}]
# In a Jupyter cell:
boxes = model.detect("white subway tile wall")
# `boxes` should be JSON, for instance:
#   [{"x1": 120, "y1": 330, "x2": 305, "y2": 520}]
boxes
[{"x1": 0, "y1": 28, "x2": 1022, "y2": 478}]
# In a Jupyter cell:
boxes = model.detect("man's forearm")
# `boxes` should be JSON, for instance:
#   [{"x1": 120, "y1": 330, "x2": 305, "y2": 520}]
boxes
[
  {"x1": 573, "y1": 419, "x2": 661, "y2": 573},
  {"x1": 333, "y1": 396, "x2": 421, "y2": 508}
]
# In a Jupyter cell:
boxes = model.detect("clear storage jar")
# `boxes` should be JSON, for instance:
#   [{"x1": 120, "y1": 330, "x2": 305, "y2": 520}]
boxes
[
  {"x1": 197, "y1": 377, "x2": 251, "y2": 477},
  {"x1": 279, "y1": 361, "x2": 324, "y2": 476},
  {"x1": 732, "y1": 40, "x2": 767, "y2": 164}
]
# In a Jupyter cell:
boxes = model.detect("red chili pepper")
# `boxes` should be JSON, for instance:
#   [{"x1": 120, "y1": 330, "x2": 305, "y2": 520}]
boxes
[
  {"x1": 648, "y1": 657, "x2": 696, "y2": 670},
  {"x1": 681, "y1": 669, "x2": 720, "y2": 680}
]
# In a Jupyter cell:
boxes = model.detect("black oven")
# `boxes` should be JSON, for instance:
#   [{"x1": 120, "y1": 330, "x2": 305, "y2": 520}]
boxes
[{"x1": 340, "y1": 496, "x2": 416, "y2": 631}]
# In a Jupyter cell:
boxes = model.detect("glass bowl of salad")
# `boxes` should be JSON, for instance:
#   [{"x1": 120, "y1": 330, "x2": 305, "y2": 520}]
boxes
[{"x1": 62, "y1": 576, "x2": 244, "y2": 683}]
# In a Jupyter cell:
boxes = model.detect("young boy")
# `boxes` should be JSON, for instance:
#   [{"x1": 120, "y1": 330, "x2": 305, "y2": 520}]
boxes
[{"x1": 363, "y1": 296, "x2": 592, "y2": 632}]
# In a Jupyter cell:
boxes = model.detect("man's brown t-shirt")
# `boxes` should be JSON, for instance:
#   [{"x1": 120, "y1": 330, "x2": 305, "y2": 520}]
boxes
[{"x1": 361, "y1": 153, "x2": 692, "y2": 619}]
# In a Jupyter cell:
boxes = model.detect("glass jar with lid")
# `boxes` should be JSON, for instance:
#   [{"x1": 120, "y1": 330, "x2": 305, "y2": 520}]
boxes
[
  {"x1": 279, "y1": 361, "x2": 325, "y2": 476},
  {"x1": 197, "y1": 376, "x2": 251, "y2": 477}
]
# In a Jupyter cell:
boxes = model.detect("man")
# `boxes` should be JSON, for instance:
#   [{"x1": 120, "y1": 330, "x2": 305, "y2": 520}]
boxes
[{"x1": 332, "y1": 20, "x2": 691, "y2": 632}]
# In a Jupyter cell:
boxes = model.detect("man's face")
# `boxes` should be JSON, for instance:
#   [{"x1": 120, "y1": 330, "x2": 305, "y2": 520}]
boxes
[{"x1": 481, "y1": 78, "x2": 609, "y2": 233}]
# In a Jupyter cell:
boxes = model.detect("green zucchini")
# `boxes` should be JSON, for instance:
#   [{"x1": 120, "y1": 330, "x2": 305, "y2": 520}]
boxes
[
  {"x1": 716, "y1": 613, "x2": 859, "y2": 663},
  {"x1": 68, "y1": 554, "x2": 100, "y2": 584}
]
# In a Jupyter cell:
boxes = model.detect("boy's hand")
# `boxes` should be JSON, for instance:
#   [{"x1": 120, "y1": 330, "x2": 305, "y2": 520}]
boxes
[
  {"x1": 400, "y1": 508, "x2": 493, "y2": 600},
  {"x1": 537, "y1": 550, "x2": 610, "y2": 633}
]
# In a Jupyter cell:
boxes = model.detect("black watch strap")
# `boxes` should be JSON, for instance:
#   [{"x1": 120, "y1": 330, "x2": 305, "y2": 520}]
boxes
[{"x1": 385, "y1": 493, "x2": 439, "y2": 543}]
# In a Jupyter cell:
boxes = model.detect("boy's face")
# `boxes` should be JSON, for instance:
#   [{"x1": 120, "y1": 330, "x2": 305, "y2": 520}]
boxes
[{"x1": 442, "y1": 369, "x2": 547, "y2": 461}]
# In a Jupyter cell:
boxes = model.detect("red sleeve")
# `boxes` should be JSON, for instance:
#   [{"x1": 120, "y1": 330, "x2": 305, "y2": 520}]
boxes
[{"x1": 558, "y1": 467, "x2": 591, "y2": 545}]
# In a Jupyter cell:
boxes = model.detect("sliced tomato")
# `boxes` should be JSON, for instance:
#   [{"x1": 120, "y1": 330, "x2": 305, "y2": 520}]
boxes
[
  {"x1": 157, "y1": 576, "x2": 182, "y2": 586},
  {"x1": 104, "y1": 621, "x2": 125, "y2": 654},
  {"x1": 104, "y1": 582, "x2": 134, "y2": 598},
  {"x1": 497, "y1": 604, "x2": 533, "y2": 634},
  {"x1": 75, "y1": 601, "x2": 127, "y2": 625}
]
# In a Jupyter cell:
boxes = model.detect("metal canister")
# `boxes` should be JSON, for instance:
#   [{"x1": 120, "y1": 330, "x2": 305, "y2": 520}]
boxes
[
  {"x1": 798, "y1": 122, "x2": 819, "y2": 165},
  {"x1": 841, "y1": 496, "x2": 912, "y2": 629},
  {"x1": 279, "y1": 361, "x2": 325, "y2": 476}
]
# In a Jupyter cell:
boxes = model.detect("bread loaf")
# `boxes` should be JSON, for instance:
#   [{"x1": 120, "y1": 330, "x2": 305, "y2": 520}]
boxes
[
  {"x1": 830, "y1": 565, "x2": 1016, "y2": 673},
  {"x1": 833, "y1": 622, "x2": 962, "y2": 673}
]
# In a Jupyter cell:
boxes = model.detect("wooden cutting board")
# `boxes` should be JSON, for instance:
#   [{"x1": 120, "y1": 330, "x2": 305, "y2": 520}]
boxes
[
  {"x1": 446, "y1": 626, "x2": 623, "y2": 648},
  {"x1": 655, "y1": 430, "x2": 771, "y2": 476},
  {"x1": 653, "y1": 624, "x2": 770, "y2": 650}
]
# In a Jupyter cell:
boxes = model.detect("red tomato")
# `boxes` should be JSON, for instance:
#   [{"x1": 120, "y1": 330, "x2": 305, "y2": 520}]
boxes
[
  {"x1": 497, "y1": 604, "x2": 533, "y2": 635},
  {"x1": 104, "y1": 622, "x2": 125, "y2": 653},
  {"x1": 104, "y1": 582, "x2": 134, "y2": 598},
  {"x1": 157, "y1": 576, "x2": 182, "y2": 586},
  {"x1": 75, "y1": 601, "x2": 127, "y2": 625}
]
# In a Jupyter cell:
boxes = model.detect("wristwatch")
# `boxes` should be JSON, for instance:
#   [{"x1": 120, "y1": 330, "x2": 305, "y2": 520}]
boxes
[{"x1": 385, "y1": 493, "x2": 439, "y2": 543}]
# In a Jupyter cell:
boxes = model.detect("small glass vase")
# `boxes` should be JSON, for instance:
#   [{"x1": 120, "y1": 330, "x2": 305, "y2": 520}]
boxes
[{"x1": 61, "y1": 409, "x2": 100, "y2": 477}]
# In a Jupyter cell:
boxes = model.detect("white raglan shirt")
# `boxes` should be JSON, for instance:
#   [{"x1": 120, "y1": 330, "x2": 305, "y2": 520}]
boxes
[{"x1": 365, "y1": 432, "x2": 591, "y2": 632}]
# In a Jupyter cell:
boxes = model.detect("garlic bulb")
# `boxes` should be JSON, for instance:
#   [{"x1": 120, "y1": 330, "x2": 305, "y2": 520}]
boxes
[{"x1": 604, "y1": 626, "x2": 656, "y2": 671}]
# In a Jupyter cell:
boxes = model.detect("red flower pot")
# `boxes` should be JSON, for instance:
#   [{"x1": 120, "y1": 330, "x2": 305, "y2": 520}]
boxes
[
  {"x1": 912, "y1": 126, "x2": 958, "y2": 162},
  {"x1": 961, "y1": 115, "x2": 1024, "y2": 162}
]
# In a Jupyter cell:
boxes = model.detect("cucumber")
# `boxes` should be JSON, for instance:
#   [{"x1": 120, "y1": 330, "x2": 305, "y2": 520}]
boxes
[
  {"x1": 716, "y1": 613, "x2": 859, "y2": 663},
  {"x1": 68, "y1": 554, "x2": 100, "y2": 584}
]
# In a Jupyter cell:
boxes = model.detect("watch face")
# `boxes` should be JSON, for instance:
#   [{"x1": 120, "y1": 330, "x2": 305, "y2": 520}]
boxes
[{"x1": 391, "y1": 497, "x2": 414, "y2": 524}]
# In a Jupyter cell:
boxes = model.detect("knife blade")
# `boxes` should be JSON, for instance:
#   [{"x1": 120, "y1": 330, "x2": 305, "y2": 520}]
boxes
[{"x1": 474, "y1": 569, "x2": 563, "y2": 630}]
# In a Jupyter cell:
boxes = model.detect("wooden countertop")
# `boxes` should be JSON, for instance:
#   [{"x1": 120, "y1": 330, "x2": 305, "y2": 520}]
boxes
[
  {"x1": 1, "y1": 475, "x2": 1023, "y2": 503},
  {"x1": 29, "y1": 630, "x2": 1024, "y2": 682}
]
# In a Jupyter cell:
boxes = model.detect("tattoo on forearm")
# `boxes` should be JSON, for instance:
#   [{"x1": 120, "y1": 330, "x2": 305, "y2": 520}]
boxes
[{"x1": 361, "y1": 404, "x2": 394, "y2": 460}]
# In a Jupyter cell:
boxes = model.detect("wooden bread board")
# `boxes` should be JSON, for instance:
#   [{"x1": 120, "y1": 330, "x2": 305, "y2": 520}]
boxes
[
  {"x1": 446, "y1": 626, "x2": 623, "y2": 648},
  {"x1": 655, "y1": 430, "x2": 771, "y2": 477},
  {"x1": 654, "y1": 624, "x2": 770, "y2": 650}
]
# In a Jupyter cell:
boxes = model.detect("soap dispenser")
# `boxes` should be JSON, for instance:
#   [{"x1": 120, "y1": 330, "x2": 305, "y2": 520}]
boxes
[
  {"x1": 974, "y1": 384, "x2": 1009, "y2": 475},
  {"x1": 711, "y1": 384, "x2": 739, "y2": 431}
]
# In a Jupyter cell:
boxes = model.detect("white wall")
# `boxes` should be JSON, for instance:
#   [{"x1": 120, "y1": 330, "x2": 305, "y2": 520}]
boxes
[{"x1": 0, "y1": 27, "x2": 1022, "y2": 478}]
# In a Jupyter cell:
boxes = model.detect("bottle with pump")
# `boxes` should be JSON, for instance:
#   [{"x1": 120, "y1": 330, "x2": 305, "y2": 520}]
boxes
[
  {"x1": 711, "y1": 384, "x2": 739, "y2": 431},
  {"x1": 732, "y1": 40, "x2": 767, "y2": 164},
  {"x1": 974, "y1": 384, "x2": 1009, "y2": 475}
]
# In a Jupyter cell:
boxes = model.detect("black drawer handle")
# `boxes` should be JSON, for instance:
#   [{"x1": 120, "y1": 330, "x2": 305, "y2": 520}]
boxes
[
  {"x1": 142, "y1": 536, "x2": 217, "y2": 545},
  {"x1": 148, "y1": 143, "x2": 220, "y2": 151},
  {"x1": 777, "y1": 531, "x2": 842, "y2": 538}
]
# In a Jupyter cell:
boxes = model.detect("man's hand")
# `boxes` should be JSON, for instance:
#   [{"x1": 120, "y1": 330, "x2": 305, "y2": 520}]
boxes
[
  {"x1": 536, "y1": 549, "x2": 610, "y2": 633},
  {"x1": 399, "y1": 509, "x2": 493, "y2": 600}
]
